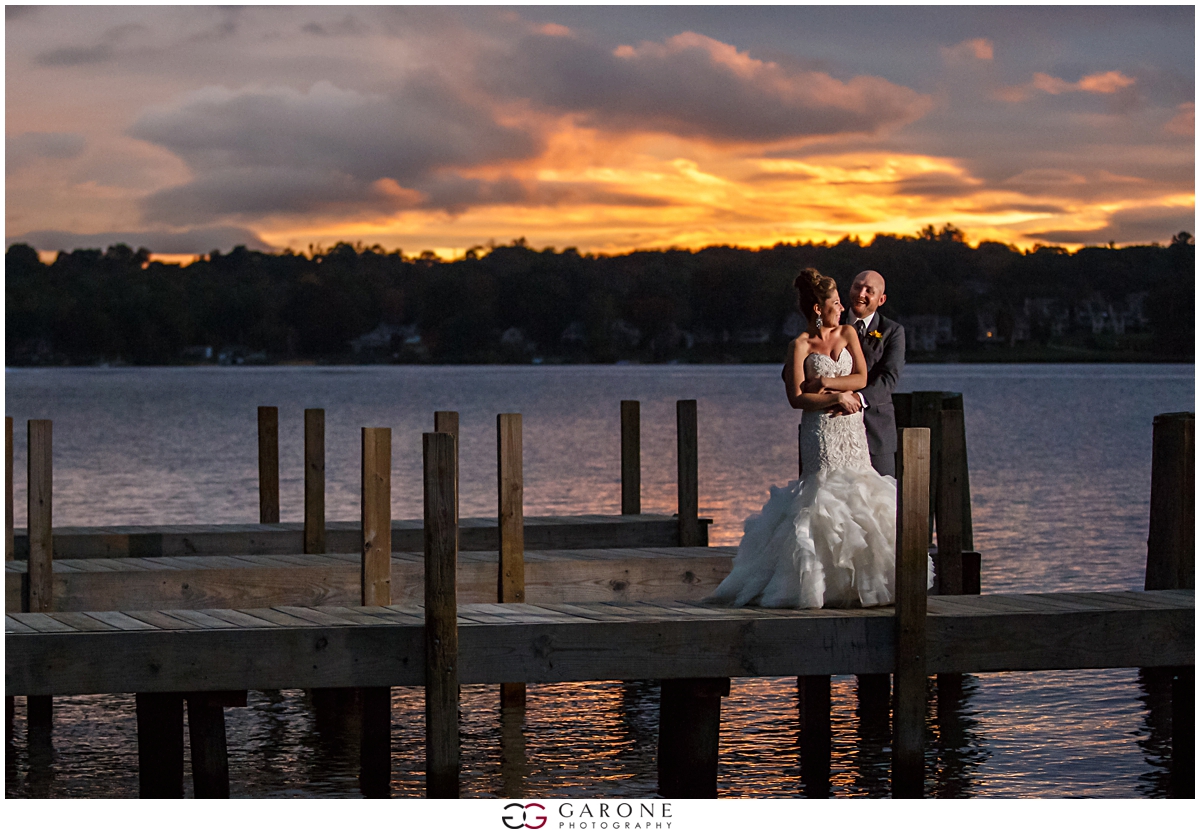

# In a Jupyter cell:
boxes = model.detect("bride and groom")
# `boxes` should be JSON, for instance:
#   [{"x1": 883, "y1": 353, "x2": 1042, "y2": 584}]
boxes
[{"x1": 708, "y1": 267, "x2": 927, "y2": 609}]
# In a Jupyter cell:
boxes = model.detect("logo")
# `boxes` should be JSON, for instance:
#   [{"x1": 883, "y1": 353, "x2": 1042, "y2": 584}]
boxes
[{"x1": 503, "y1": 803, "x2": 548, "y2": 830}]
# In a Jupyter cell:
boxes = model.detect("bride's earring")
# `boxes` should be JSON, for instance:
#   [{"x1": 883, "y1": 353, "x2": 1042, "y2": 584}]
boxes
[{"x1": 815, "y1": 313, "x2": 823, "y2": 330}]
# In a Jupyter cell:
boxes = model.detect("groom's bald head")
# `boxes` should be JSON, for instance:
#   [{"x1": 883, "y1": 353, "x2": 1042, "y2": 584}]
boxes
[{"x1": 849, "y1": 270, "x2": 887, "y2": 320}]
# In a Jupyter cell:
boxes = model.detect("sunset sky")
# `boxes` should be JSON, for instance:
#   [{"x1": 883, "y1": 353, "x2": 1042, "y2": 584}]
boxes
[{"x1": 5, "y1": 5, "x2": 1195, "y2": 259}]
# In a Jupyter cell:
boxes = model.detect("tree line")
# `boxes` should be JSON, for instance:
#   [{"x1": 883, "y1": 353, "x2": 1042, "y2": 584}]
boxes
[{"x1": 5, "y1": 225, "x2": 1194, "y2": 366}]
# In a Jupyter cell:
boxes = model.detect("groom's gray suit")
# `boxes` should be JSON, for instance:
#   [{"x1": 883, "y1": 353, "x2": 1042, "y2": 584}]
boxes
[{"x1": 852, "y1": 312, "x2": 905, "y2": 477}]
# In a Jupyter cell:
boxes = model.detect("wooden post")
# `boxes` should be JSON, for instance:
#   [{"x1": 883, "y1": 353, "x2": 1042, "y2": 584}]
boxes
[
  {"x1": 936, "y1": 408, "x2": 966, "y2": 707},
  {"x1": 136, "y1": 692, "x2": 184, "y2": 798},
  {"x1": 424, "y1": 431, "x2": 460, "y2": 798},
  {"x1": 798, "y1": 675, "x2": 831, "y2": 797},
  {"x1": 186, "y1": 694, "x2": 229, "y2": 798},
  {"x1": 657, "y1": 677, "x2": 730, "y2": 798},
  {"x1": 359, "y1": 427, "x2": 392, "y2": 797},
  {"x1": 257, "y1": 406, "x2": 279, "y2": 524},
  {"x1": 5, "y1": 416, "x2": 12, "y2": 561},
  {"x1": 893, "y1": 427, "x2": 930, "y2": 798},
  {"x1": 26, "y1": 419, "x2": 53, "y2": 732},
  {"x1": 676, "y1": 400, "x2": 700, "y2": 546},
  {"x1": 434, "y1": 411, "x2": 460, "y2": 551},
  {"x1": 498, "y1": 413, "x2": 527, "y2": 708},
  {"x1": 936, "y1": 408, "x2": 965, "y2": 596},
  {"x1": 1146, "y1": 412, "x2": 1194, "y2": 592},
  {"x1": 621, "y1": 401, "x2": 641, "y2": 514},
  {"x1": 910, "y1": 392, "x2": 941, "y2": 546},
  {"x1": 361, "y1": 428, "x2": 392, "y2": 606},
  {"x1": 1144, "y1": 411, "x2": 1195, "y2": 798},
  {"x1": 941, "y1": 394, "x2": 979, "y2": 593},
  {"x1": 304, "y1": 409, "x2": 325, "y2": 555}
]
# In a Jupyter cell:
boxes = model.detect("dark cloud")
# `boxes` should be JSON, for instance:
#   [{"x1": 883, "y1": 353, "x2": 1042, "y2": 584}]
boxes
[
  {"x1": 34, "y1": 23, "x2": 147, "y2": 67},
  {"x1": 483, "y1": 30, "x2": 931, "y2": 142},
  {"x1": 893, "y1": 172, "x2": 981, "y2": 198},
  {"x1": 9, "y1": 225, "x2": 274, "y2": 255},
  {"x1": 420, "y1": 173, "x2": 674, "y2": 214},
  {"x1": 6, "y1": 6, "x2": 38, "y2": 22},
  {"x1": 1031, "y1": 205, "x2": 1194, "y2": 246},
  {"x1": 6, "y1": 131, "x2": 86, "y2": 170},
  {"x1": 129, "y1": 76, "x2": 542, "y2": 223}
]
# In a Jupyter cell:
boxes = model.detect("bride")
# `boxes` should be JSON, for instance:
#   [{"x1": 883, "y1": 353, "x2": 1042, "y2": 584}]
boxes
[{"x1": 707, "y1": 268, "x2": 928, "y2": 609}]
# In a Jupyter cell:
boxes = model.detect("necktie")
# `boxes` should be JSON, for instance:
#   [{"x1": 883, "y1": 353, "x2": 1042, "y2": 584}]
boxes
[{"x1": 856, "y1": 320, "x2": 866, "y2": 339}]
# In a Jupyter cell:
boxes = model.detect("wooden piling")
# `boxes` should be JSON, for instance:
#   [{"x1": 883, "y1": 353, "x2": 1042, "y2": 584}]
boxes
[
  {"x1": 434, "y1": 411, "x2": 460, "y2": 550},
  {"x1": 424, "y1": 431, "x2": 460, "y2": 798},
  {"x1": 26, "y1": 420, "x2": 54, "y2": 732},
  {"x1": 657, "y1": 677, "x2": 730, "y2": 798},
  {"x1": 936, "y1": 408, "x2": 966, "y2": 702},
  {"x1": 798, "y1": 675, "x2": 832, "y2": 797},
  {"x1": 893, "y1": 426, "x2": 930, "y2": 798},
  {"x1": 936, "y1": 408, "x2": 965, "y2": 596},
  {"x1": 1144, "y1": 411, "x2": 1195, "y2": 798},
  {"x1": 621, "y1": 401, "x2": 641, "y2": 515},
  {"x1": 27, "y1": 420, "x2": 52, "y2": 614},
  {"x1": 359, "y1": 426, "x2": 392, "y2": 797},
  {"x1": 1146, "y1": 412, "x2": 1194, "y2": 592},
  {"x1": 186, "y1": 694, "x2": 230, "y2": 798},
  {"x1": 676, "y1": 400, "x2": 700, "y2": 546},
  {"x1": 360, "y1": 428, "x2": 392, "y2": 607},
  {"x1": 136, "y1": 692, "x2": 184, "y2": 798},
  {"x1": 498, "y1": 413, "x2": 527, "y2": 708},
  {"x1": 910, "y1": 392, "x2": 941, "y2": 545},
  {"x1": 304, "y1": 409, "x2": 325, "y2": 555},
  {"x1": 257, "y1": 406, "x2": 279, "y2": 524},
  {"x1": 5, "y1": 416, "x2": 12, "y2": 561}
]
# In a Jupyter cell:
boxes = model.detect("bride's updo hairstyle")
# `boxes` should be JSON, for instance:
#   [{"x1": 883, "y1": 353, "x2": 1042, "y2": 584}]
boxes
[{"x1": 794, "y1": 267, "x2": 837, "y2": 324}]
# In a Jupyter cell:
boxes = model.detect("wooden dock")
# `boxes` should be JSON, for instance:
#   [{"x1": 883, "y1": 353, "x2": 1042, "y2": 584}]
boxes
[
  {"x1": 9, "y1": 514, "x2": 708, "y2": 560},
  {"x1": 4, "y1": 545, "x2": 735, "y2": 613},
  {"x1": 6, "y1": 591, "x2": 1193, "y2": 696}
]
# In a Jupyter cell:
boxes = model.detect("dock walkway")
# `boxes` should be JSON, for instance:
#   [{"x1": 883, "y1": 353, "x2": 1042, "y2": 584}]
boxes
[
  {"x1": 5, "y1": 545, "x2": 737, "y2": 612},
  {"x1": 7, "y1": 590, "x2": 1192, "y2": 696},
  {"x1": 11, "y1": 513, "x2": 707, "y2": 559}
]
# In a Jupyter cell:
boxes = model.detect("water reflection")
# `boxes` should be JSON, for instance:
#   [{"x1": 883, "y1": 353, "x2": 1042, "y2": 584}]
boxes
[
  {"x1": 1134, "y1": 668, "x2": 1173, "y2": 798},
  {"x1": 4, "y1": 364, "x2": 1192, "y2": 797}
]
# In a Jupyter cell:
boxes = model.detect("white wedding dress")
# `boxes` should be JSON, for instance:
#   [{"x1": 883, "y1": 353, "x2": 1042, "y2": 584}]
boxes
[{"x1": 707, "y1": 349, "x2": 930, "y2": 609}]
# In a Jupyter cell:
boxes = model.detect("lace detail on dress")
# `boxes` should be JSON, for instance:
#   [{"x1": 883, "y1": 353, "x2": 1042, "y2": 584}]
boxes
[{"x1": 800, "y1": 350, "x2": 873, "y2": 475}]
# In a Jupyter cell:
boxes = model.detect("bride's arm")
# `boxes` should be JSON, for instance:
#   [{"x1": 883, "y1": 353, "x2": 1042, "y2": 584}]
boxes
[
  {"x1": 809, "y1": 326, "x2": 868, "y2": 392},
  {"x1": 784, "y1": 337, "x2": 860, "y2": 411}
]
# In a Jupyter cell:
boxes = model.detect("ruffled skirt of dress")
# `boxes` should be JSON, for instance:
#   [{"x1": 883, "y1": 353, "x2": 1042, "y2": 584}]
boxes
[{"x1": 706, "y1": 467, "x2": 925, "y2": 609}]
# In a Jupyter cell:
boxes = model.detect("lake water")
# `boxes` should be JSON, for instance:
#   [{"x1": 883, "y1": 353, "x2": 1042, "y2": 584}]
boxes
[{"x1": 4, "y1": 363, "x2": 1193, "y2": 797}]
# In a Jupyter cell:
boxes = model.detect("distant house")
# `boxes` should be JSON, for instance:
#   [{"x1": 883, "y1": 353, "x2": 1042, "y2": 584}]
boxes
[
  {"x1": 349, "y1": 323, "x2": 420, "y2": 354},
  {"x1": 898, "y1": 315, "x2": 953, "y2": 352}
]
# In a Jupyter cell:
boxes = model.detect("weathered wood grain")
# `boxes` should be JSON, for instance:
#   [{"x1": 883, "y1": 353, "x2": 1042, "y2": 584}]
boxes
[
  {"x1": 423, "y1": 430, "x2": 459, "y2": 798},
  {"x1": 13, "y1": 514, "x2": 709, "y2": 559},
  {"x1": 621, "y1": 401, "x2": 641, "y2": 515},
  {"x1": 497, "y1": 414, "x2": 524, "y2": 604},
  {"x1": 304, "y1": 409, "x2": 325, "y2": 556},
  {"x1": 361, "y1": 428, "x2": 391, "y2": 607},
  {"x1": 676, "y1": 400, "x2": 700, "y2": 547},
  {"x1": 26, "y1": 420, "x2": 53, "y2": 615},
  {"x1": 4, "y1": 591, "x2": 1193, "y2": 696},
  {"x1": 937, "y1": 409, "x2": 965, "y2": 596},
  {"x1": 893, "y1": 427, "x2": 930, "y2": 798},
  {"x1": 5, "y1": 547, "x2": 736, "y2": 613},
  {"x1": 1146, "y1": 412, "x2": 1194, "y2": 591},
  {"x1": 257, "y1": 407, "x2": 279, "y2": 525}
]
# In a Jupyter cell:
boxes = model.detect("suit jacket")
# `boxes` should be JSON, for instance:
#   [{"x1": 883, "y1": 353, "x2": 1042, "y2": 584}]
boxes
[{"x1": 851, "y1": 312, "x2": 905, "y2": 459}]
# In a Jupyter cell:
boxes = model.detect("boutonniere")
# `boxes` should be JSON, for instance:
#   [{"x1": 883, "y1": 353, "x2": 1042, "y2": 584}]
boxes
[{"x1": 867, "y1": 329, "x2": 883, "y2": 340}]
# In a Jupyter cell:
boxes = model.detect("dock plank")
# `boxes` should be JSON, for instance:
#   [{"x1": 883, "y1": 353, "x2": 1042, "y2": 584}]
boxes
[{"x1": 5, "y1": 592, "x2": 1192, "y2": 697}]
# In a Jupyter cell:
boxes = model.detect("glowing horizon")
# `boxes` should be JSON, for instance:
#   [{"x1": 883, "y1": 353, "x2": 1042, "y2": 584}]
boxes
[{"x1": 6, "y1": 7, "x2": 1194, "y2": 258}]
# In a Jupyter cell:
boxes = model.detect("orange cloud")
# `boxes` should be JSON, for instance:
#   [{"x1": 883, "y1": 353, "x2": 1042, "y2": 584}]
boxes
[{"x1": 1001, "y1": 70, "x2": 1137, "y2": 101}]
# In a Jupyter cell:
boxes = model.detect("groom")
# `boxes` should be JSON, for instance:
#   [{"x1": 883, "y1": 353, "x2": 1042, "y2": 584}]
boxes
[{"x1": 845, "y1": 270, "x2": 905, "y2": 477}]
